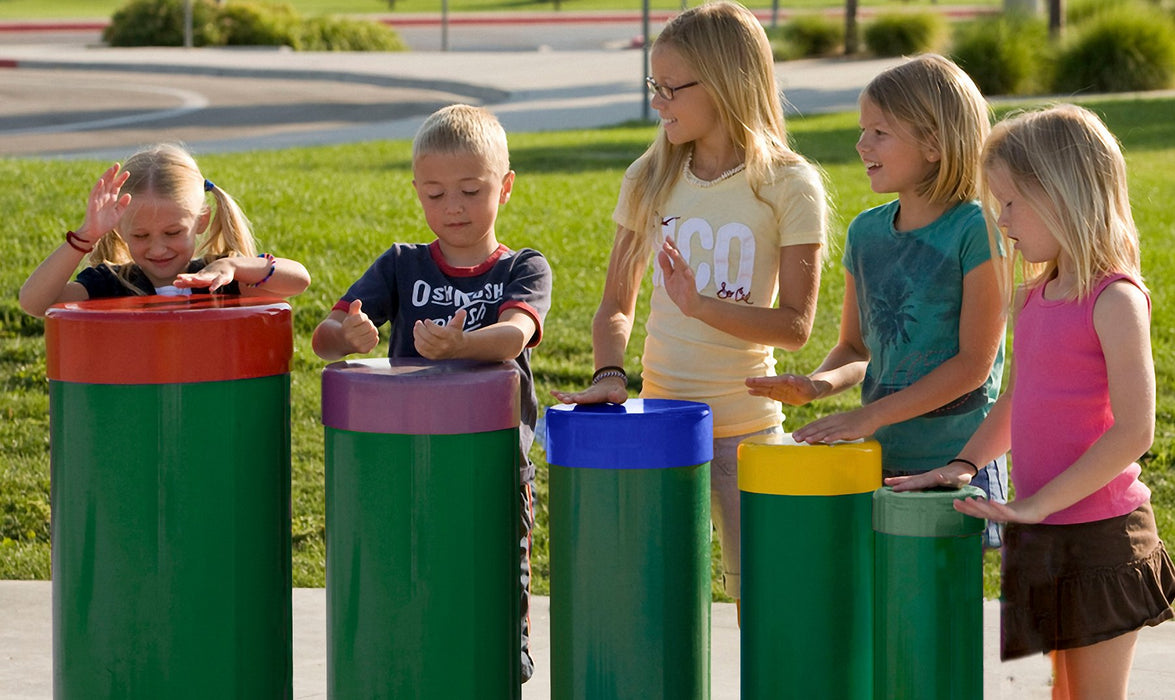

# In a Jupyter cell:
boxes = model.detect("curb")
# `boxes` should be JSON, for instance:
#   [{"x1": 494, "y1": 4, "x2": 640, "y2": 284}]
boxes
[
  {"x1": 0, "y1": 55, "x2": 510, "y2": 104},
  {"x1": 0, "y1": 6, "x2": 1000, "y2": 33}
]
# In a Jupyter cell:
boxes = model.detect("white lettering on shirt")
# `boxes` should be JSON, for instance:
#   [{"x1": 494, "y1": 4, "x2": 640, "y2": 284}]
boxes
[
  {"x1": 654, "y1": 216, "x2": 756, "y2": 304},
  {"x1": 409, "y1": 279, "x2": 505, "y2": 329}
]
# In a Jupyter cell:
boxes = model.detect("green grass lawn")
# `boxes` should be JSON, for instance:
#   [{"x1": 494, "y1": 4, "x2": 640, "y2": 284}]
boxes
[
  {"x1": 0, "y1": 0, "x2": 999, "y2": 20},
  {"x1": 2, "y1": 96, "x2": 1172, "y2": 602}
]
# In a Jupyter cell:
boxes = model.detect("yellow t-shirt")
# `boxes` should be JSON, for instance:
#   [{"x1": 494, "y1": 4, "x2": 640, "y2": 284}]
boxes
[{"x1": 613, "y1": 159, "x2": 827, "y2": 437}]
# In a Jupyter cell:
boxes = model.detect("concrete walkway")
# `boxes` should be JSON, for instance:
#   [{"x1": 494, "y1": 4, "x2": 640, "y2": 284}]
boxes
[{"x1": 3, "y1": 580, "x2": 1174, "y2": 698}]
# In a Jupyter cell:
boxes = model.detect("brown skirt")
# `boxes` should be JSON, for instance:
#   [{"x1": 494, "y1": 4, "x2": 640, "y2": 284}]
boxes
[{"x1": 1000, "y1": 502, "x2": 1175, "y2": 659}]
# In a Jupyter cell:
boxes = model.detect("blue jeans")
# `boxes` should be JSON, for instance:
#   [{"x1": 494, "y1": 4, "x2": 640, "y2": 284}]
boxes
[{"x1": 969, "y1": 455, "x2": 1008, "y2": 549}]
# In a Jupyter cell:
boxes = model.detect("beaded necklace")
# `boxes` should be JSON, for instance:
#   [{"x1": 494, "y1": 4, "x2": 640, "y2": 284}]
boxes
[{"x1": 682, "y1": 150, "x2": 746, "y2": 187}]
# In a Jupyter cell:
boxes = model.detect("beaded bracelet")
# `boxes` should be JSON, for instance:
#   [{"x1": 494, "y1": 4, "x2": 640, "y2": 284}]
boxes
[
  {"x1": 249, "y1": 253, "x2": 276, "y2": 288},
  {"x1": 591, "y1": 365, "x2": 628, "y2": 386},
  {"x1": 947, "y1": 457, "x2": 980, "y2": 476},
  {"x1": 65, "y1": 230, "x2": 94, "y2": 254}
]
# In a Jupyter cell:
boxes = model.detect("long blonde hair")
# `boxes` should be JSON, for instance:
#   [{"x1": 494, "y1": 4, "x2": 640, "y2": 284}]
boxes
[
  {"x1": 982, "y1": 104, "x2": 1141, "y2": 300},
  {"x1": 617, "y1": 0, "x2": 806, "y2": 283},
  {"x1": 90, "y1": 143, "x2": 256, "y2": 291},
  {"x1": 861, "y1": 53, "x2": 990, "y2": 205}
]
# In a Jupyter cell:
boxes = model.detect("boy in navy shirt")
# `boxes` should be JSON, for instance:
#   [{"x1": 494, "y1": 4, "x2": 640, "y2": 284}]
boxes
[{"x1": 313, "y1": 104, "x2": 552, "y2": 682}]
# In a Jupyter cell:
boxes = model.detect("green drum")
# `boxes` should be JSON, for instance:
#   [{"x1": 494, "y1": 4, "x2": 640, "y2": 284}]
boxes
[
  {"x1": 873, "y1": 485, "x2": 986, "y2": 700},
  {"x1": 322, "y1": 358, "x2": 522, "y2": 699},
  {"x1": 738, "y1": 434, "x2": 881, "y2": 700},
  {"x1": 46, "y1": 295, "x2": 293, "y2": 699},
  {"x1": 545, "y1": 399, "x2": 713, "y2": 700}
]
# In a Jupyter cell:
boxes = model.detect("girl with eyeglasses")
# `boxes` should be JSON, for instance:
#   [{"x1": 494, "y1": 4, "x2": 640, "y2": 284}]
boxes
[{"x1": 552, "y1": 0, "x2": 828, "y2": 616}]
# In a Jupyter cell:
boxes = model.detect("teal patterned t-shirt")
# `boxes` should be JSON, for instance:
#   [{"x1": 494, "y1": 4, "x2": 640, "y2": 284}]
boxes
[{"x1": 843, "y1": 199, "x2": 1004, "y2": 473}]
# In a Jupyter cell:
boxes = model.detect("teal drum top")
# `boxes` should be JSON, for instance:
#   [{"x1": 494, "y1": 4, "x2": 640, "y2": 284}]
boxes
[
  {"x1": 544, "y1": 398, "x2": 713, "y2": 469},
  {"x1": 872, "y1": 485, "x2": 987, "y2": 537},
  {"x1": 321, "y1": 358, "x2": 520, "y2": 435}
]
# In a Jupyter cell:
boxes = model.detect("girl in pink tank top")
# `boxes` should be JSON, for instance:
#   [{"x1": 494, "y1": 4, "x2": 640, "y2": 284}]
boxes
[{"x1": 887, "y1": 104, "x2": 1174, "y2": 698}]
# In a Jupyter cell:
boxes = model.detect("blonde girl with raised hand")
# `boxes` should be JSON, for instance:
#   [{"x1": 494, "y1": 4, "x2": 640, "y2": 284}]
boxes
[
  {"x1": 551, "y1": 0, "x2": 828, "y2": 610},
  {"x1": 19, "y1": 143, "x2": 310, "y2": 317},
  {"x1": 745, "y1": 54, "x2": 1009, "y2": 546},
  {"x1": 892, "y1": 104, "x2": 1175, "y2": 699}
]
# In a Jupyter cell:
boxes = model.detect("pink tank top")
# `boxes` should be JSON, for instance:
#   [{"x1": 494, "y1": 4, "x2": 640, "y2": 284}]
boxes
[{"x1": 1010, "y1": 274, "x2": 1151, "y2": 525}]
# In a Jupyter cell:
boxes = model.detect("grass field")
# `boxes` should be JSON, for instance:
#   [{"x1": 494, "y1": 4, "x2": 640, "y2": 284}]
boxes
[
  {"x1": 2, "y1": 96, "x2": 1173, "y2": 602},
  {"x1": 0, "y1": 0, "x2": 999, "y2": 19}
]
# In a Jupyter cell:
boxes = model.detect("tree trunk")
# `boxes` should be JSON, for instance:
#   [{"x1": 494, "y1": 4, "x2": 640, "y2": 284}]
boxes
[
  {"x1": 1048, "y1": 0, "x2": 1064, "y2": 38},
  {"x1": 845, "y1": 0, "x2": 859, "y2": 55}
]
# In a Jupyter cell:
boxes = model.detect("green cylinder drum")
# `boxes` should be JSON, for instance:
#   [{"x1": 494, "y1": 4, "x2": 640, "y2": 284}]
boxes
[
  {"x1": 45, "y1": 295, "x2": 294, "y2": 699},
  {"x1": 322, "y1": 358, "x2": 522, "y2": 699},
  {"x1": 873, "y1": 485, "x2": 986, "y2": 700},
  {"x1": 544, "y1": 399, "x2": 713, "y2": 700},
  {"x1": 738, "y1": 434, "x2": 881, "y2": 700}
]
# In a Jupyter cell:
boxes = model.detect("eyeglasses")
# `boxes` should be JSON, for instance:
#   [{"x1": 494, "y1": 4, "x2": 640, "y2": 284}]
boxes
[{"x1": 646, "y1": 77, "x2": 700, "y2": 101}]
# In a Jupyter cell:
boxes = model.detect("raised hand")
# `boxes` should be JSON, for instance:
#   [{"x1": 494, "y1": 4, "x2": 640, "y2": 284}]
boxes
[
  {"x1": 78, "y1": 163, "x2": 132, "y2": 243},
  {"x1": 657, "y1": 237, "x2": 702, "y2": 317}
]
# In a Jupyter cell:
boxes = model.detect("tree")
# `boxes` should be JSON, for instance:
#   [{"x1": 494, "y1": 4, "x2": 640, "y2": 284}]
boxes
[
  {"x1": 845, "y1": 0, "x2": 859, "y2": 54},
  {"x1": 1048, "y1": 0, "x2": 1064, "y2": 38}
]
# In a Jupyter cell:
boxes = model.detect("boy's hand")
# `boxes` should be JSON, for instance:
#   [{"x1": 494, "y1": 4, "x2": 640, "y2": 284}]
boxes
[
  {"x1": 174, "y1": 257, "x2": 234, "y2": 291},
  {"x1": 745, "y1": 374, "x2": 828, "y2": 406},
  {"x1": 414, "y1": 308, "x2": 468, "y2": 359},
  {"x1": 341, "y1": 299, "x2": 379, "y2": 354},
  {"x1": 550, "y1": 376, "x2": 629, "y2": 405}
]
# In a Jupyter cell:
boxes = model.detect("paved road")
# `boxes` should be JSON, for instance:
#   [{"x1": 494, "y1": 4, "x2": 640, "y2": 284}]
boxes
[{"x1": 0, "y1": 14, "x2": 898, "y2": 160}]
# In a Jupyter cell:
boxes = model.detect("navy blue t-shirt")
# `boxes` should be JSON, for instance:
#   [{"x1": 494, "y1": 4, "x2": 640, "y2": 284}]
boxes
[{"x1": 337, "y1": 241, "x2": 553, "y2": 476}]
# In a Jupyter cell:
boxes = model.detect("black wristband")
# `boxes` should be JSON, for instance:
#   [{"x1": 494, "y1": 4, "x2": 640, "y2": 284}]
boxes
[
  {"x1": 591, "y1": 365, "x2": 628, "y2": 386},
  {"x1": 948, "y1": 458, "x2": 980, "y2": 476}
]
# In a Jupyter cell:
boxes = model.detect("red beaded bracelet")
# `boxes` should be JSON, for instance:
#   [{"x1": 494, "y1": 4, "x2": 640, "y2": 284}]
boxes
[{"x1": 65, "y1": 230, "x2": 94, "y2": 254}]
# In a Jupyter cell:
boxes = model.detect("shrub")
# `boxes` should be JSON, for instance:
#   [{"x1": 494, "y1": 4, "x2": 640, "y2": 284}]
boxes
[
  {"x1": 104, "y1": 0, "x2": 406, "y2": 51},
  {"x1": 1053, "y1": 6, "x2": 1175, "y2": 93},
  {"x1": 950, "y1": 16, "x2": 1051, "y2": 96},
  {"x1": 1066, "y1": 0, "x2": 1125, "y2": 25},
  {"x1": 216, "y1": 2, "x2": 300, "y2": 48},
  {"x1": 104, "y1": 0, "x2": 222, "y2": 47},
  {"x1": 776, "y1": 13, "x2": 844, "y2": 59},
  {"x1": 295, "y1": 16, "x2": 408, "y2": 52},
  {"x1": 863, "y1": 12, "x2": 946, "y2": 57}
]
